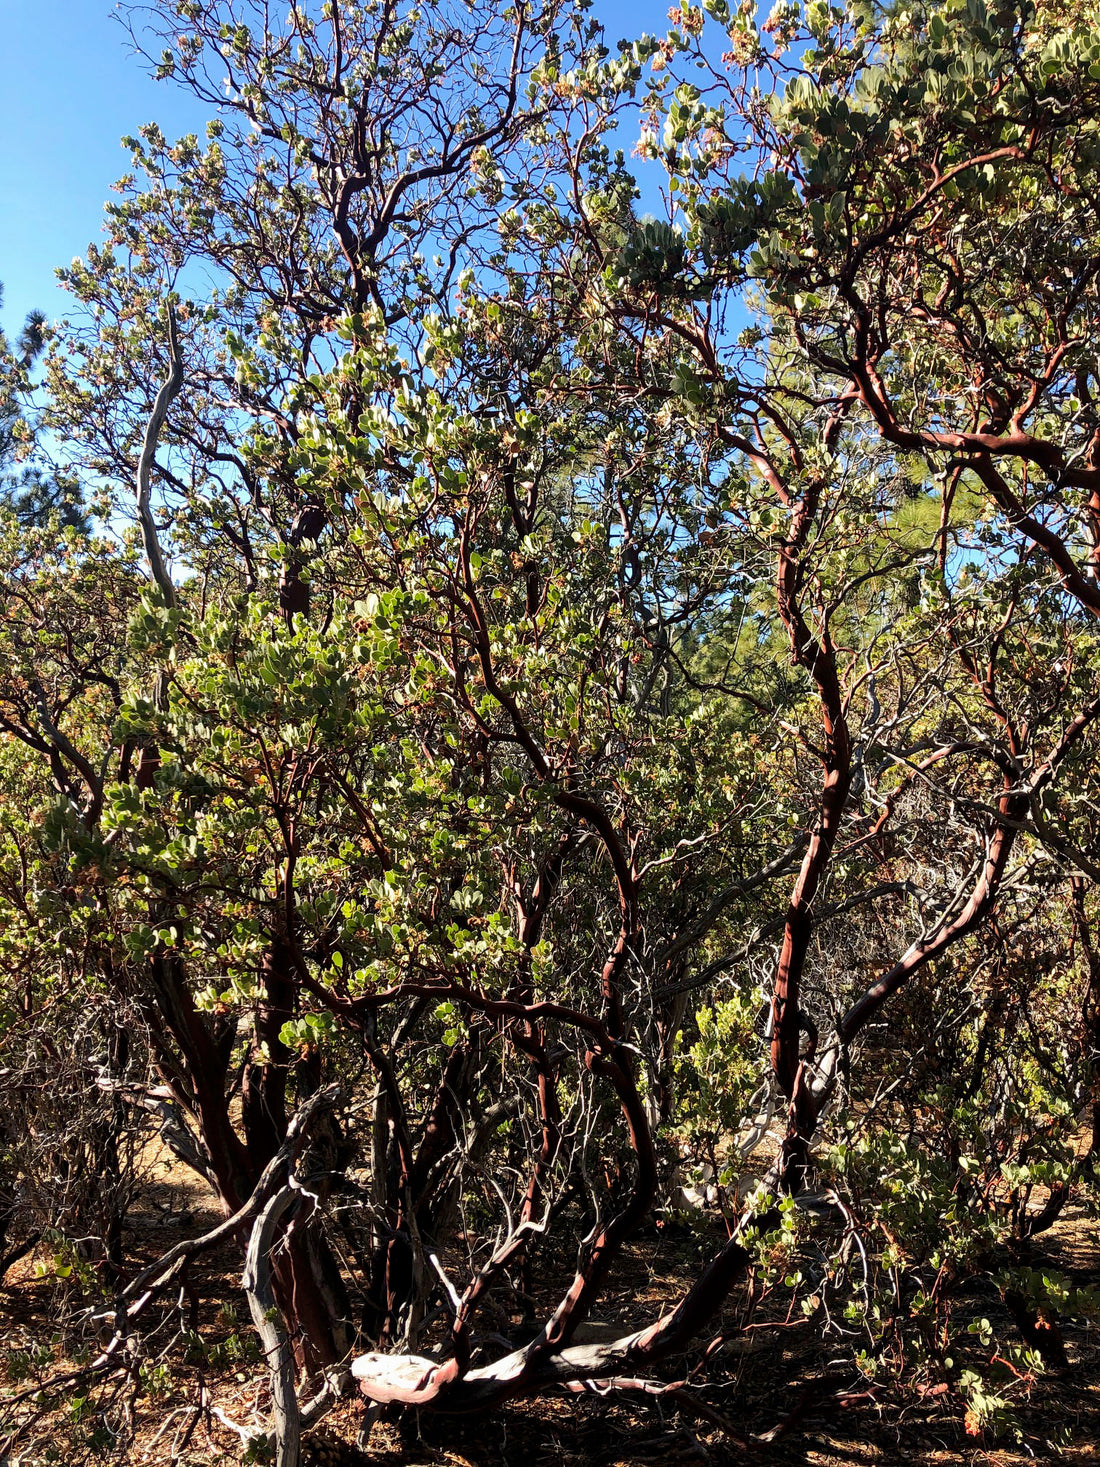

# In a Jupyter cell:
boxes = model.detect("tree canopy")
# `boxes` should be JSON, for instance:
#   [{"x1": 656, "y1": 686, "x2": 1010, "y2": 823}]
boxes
[{"x1": 2, "y1": 1, "x2": 1100, "y2": 1461}]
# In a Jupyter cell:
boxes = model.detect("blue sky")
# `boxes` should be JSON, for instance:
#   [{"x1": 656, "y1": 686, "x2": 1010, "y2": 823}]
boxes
[
  {"x1": 0, "y1": 3, "x2": 205, "y2": 336},
  {"x1": 0, "y1": 0, "x2": 672, "y2": 342}
]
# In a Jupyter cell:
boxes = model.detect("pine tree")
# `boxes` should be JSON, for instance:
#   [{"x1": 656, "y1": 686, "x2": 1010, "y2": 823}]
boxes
[{"x1": 0, "y1": 282, "x2": 85, "y2": 530}]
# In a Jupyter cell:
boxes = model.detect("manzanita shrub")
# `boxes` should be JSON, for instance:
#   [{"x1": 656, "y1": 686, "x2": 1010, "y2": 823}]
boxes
[{"x1": 2, "y1": 1, "x2": 1100, "y2": 1459}]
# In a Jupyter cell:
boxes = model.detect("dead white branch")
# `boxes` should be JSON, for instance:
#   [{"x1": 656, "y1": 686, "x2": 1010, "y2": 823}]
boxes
[
  {"x1": 244, "y1": 1185, "x2": 302, "y2": 1467},
  {"x1": 136, "y1": 306, "x2": 183, "y2": 606}
]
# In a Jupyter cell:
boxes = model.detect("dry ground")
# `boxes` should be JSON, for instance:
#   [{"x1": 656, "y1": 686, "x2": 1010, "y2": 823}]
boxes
[{"x1": 1, "y1": 1141, "x2": 1097, "y2": 1467}]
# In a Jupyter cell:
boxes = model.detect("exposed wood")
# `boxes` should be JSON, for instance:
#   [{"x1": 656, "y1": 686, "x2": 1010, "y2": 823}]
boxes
[
  {"x1": 244, "y1": 1184, "x2": 303, "y2": 1467},
  {"x1": 135, "y1": 306, "x2": 184, "y2": 608}
]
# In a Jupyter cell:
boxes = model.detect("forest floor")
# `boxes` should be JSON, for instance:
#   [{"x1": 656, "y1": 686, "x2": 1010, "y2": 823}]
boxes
[{"x1": 1, "y1": 1141, "x2": 1097, "y2": 1467}]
